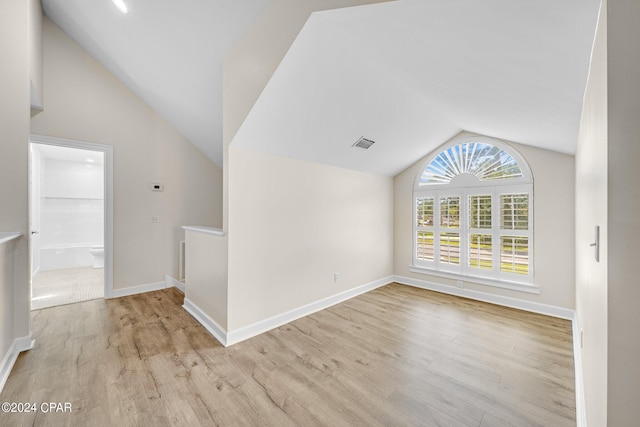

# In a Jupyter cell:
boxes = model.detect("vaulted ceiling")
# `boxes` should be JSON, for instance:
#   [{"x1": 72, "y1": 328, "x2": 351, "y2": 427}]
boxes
[
  {"x1": 42, "y1": 0, "x2": 270, "y2": 166},
  {"x1": 42, "y1": 0, "x2": 600, "y2": 176}
]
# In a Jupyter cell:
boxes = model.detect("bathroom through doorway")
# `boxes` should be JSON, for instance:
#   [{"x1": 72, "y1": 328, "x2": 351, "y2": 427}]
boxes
[{"x1": 29, "y1": 136, "x2": 113, "y2": 310}]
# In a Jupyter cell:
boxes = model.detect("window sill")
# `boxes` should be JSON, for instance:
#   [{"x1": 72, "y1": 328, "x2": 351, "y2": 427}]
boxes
[{"x1": 408, "y1": 265, "x2": 540, "y2": 294}]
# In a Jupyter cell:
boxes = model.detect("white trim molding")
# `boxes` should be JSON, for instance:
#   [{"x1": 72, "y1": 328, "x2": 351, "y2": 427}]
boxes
[
  {"x1": 106, "y1": 281, "x2": 166, "y2": 299},
  {"x1": 30, "y1": 134, "x2": 114, "y2": 300},
  {"x1": 572, "y1": 312, "x2": 587, "y2": 427},
  {"x1": 408, "y1": 266, "x2": 540, "y2": 294},
  {"x1": 165, "y1": 275, "x2": 185, "y2": 293},
  {"x1": 106, "y1": 276, "x2": 187, "y2": 299},
  {"x1": 393, "y1": 275, "x2": 573, "y2": 319},
  {"x1": 0, "y1": 335, "x2": 35, "y2": 394},
  {"x1": 104, "y1": 274, "x2": 189, "y2": 298},
  {"x1": 226, "y1": 276, "x2": 393, "y2": 346},
  {"x1": 183, "y1": 298, "x2": 227, "y2": 346}
]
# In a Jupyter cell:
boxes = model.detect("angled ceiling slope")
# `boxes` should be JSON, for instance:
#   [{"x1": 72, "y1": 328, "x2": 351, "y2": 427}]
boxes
[
  {"x1": 232, "y1": 0, "x2": 601, "y2": 176},
  {"x1": 42, "y1": 0, "x2": 270, "y2": 167}
]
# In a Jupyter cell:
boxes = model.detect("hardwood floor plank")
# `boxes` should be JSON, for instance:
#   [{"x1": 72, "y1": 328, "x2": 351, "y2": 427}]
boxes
[{"x1": 0, "y1": 284, "x2": 575, "y2": 426}]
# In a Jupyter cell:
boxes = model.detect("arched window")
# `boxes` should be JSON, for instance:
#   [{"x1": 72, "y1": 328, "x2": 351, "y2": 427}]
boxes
[{"x1": 413, "y1": 135, "x2": 534, "y2": 287}]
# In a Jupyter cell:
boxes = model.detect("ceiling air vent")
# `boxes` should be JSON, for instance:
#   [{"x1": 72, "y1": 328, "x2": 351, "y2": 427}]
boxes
[{"x1": 352, "y1": 137, "x2": 375, "y2": 150}]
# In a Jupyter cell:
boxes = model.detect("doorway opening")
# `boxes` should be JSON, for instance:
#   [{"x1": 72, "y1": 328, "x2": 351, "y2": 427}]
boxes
[{"x1": 29, "y1": 135, "x2": 114, "y2": 310}]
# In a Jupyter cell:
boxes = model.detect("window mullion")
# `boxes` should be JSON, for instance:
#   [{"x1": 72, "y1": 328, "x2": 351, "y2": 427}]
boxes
[
  {"x1": 461, "y1": 189, "x2": 468, "y2": 275},
  {"x1": 492, "y1": 188, "x2": 500, "y2": 276},
  {"x1": 434, "y1": 191, "x2": 441, "y2": 268}
]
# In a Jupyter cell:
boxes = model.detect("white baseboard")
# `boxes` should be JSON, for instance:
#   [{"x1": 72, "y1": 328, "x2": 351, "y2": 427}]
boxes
[
  {"x1": 106, "y1": 276, "x2": 186, "y2": 299},
  {"x1": 0, "y1": 335, "x2": 35, "y2": 394},
  {"x1": 165, "y1": 275, "x2": 185, "y2": 293},
  {"x1": 182, "y1": 298, "x2": 227, "y2": 346},
  {"x1": 107, "y1": 281, "x2": 166, "y2": 298},
  {"x1": 572, "y1": 312, "x2": 586, "y2": 427},
  {"x1": 393, "y1": 275, "x2": 574, "y2": 320},
  {"x1": 225, "y1": 276, "x2": 393, "y2": 346}
]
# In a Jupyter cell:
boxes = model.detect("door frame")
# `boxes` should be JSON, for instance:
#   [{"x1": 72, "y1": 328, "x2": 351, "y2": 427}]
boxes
[{"x1": 29, "y1": 134, "x2": 114, "y2": 298}]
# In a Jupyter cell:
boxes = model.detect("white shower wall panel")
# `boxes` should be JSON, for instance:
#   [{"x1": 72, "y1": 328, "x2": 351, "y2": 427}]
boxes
[
  {"x1": 38, "y1": 156, "x2": 104, "y2": 270},
  {"x1": 40, "y1": 198, "x2": 103, "y2": 247},
  {"x1": 40, "y1": 244, "x2": 95, "y2": 271},
  {"x1": 43, "y1": 158, "x2": 104, "y2": 199}
]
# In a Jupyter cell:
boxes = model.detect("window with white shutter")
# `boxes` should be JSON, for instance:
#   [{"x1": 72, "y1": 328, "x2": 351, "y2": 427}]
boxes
[{"x1": 412, "y1": 136, "x2": 534, "y2": 289}]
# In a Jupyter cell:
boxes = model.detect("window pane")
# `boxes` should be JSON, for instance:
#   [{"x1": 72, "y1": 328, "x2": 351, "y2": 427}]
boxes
[
  {"x1": 440, "y1": 196, "x2": 460, "y2": 228},
  {"x1": 416, "y1": 198, "x2": 434, "y2": 227},
  {"x1": 500, "y1": 236, "x2": 529, "y2": 274},
  {"x1": 416, "y1": 231, "x2": 434, "y2": 261},
  {"x1": 440, "y1": 232, "x2": 460, "y2": 265},
  {"x1": 500, "y1": 194, "x2": 529, "y2": 230},
  {"x1": 419, "y1": 142, "x2": 523, "y2": 185},
  {"x1": 469, "y1": 195, "x2": 492, "y2": 229},
  {"x1": 469, "y1": 234, "x2": 492, "y2": 270}
]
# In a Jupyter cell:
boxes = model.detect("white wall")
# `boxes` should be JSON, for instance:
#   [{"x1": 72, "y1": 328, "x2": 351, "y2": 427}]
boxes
[
  {"x1": 223, "y1": 0, "x2": 392, "y2": 229},
  {"x1": 30, "y1": 145, "x2": 42, "y2": 275},
  {"x1": 184, "y1": 230, "x2": 228, "y2": 330},
  {"x1": 31, "y1": 17, "x2": 223, "y2": 290},
  {"x1": 607, "y1": 0, "x2": 640, "y2": 424},
  {"x1": 575, "y1": 1, "x2": 608, "y2": 425},
  {"x1": 0, "y1": 0, "x2": 31, "y2": 366},
  {"x1": 227, "y1": 147, "x2": 394, "y2": 330},
  {"x1": 219, "y1": 0, "x2": 400, "y2": 334},
  {"x1": 42, "y1": 157, "x2": 104, "y2": 200},
  {"x1": 394, "y1": 132, "x2": 576, "y2": 309},
  {"x1": 0, "y1": 241, "x2": 18, "y2": 369},
  {"x1": 28, "y1": 0, "x2": 43, "y2": 113}
]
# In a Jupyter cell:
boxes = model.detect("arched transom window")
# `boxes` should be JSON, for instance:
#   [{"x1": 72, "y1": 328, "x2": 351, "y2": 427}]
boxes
[{"x1": 413, "y1": 136, "x2": 534, "y2": 286}]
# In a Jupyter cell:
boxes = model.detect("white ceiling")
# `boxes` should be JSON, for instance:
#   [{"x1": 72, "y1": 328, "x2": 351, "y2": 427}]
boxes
[
  {"x1": 232, "y1": 0, "x2": 601, "y2": 176},
  {"x1": 33, "y1": 143, "x2": 104, "y2": 164},
  {"x1": 42, "y1": 0, "x2": 270, "y2": 167},
  {"x1": 42, "y1": 0, "x2": 600, "y2": 177}
]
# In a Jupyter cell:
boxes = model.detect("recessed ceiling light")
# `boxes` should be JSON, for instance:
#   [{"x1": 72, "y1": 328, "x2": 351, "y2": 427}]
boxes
[{"x1": 111, "y1": 0, "x2": 128, "y2": 14}]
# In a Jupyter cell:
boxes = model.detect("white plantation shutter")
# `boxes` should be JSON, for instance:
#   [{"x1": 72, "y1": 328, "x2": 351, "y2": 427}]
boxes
[
  {"x1": 413, "y1": 137, "x2": 534, "y2": 287},
  {"x1": 500, "y1": 236, "x2": 529, "y2": 274},
  {"x1": 419, "y1": 142, "x2": 524, "y2": 185},
  {"x1": 415, "y1": 197, "x2": 435, "y2": 263},
  {"x1": 469, "y1": 233, "x2": 492, "y2": 270},
  {"x1": 498, "y1": 190, "x2": 531, "y2": 277},
  {"x1": 500, "y1": 193, "x2": 529, "y2": 230}
]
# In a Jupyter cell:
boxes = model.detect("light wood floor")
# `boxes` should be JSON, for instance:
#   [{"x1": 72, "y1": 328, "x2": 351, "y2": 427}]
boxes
[{"x1": 0, "y1": 283, "x2": 575, "y2": 426}]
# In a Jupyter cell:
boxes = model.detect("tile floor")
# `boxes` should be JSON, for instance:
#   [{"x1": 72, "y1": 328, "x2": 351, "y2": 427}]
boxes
[{"x1": 32, "y1": 266, "x2": 103, "y2": 310}]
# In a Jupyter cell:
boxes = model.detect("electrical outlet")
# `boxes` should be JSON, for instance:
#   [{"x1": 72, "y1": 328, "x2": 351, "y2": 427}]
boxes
[
  {"x1": 151, "y1": 215, "x2": 160, "y2": 223},
  {"x1": 456, "y1": 280, "x2": 463, "y2": 289},
  {"x1": 333, "y1": 272, "x2": 340, "y2": 283}
]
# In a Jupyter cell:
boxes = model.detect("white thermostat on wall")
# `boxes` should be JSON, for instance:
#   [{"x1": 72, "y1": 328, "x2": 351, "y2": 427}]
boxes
[{"x1": 151, "y1": 183, "x2": 164, "y2": 192}]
